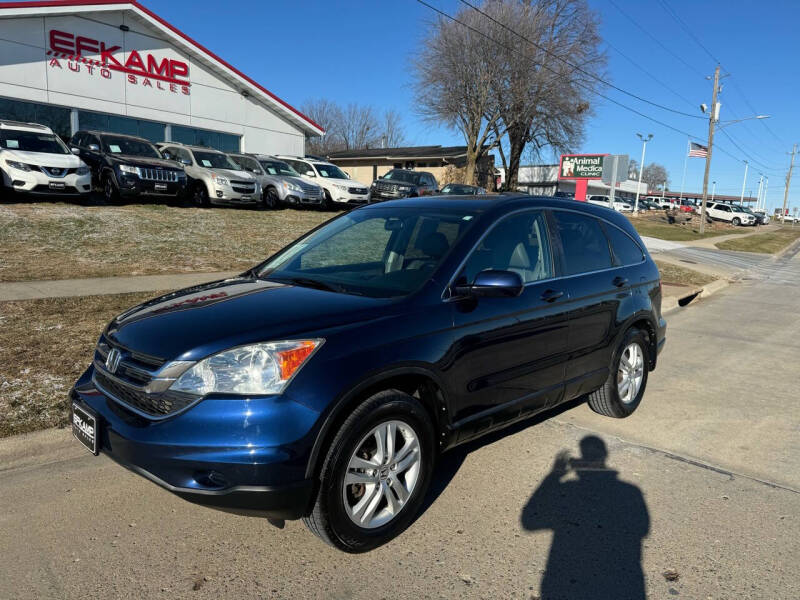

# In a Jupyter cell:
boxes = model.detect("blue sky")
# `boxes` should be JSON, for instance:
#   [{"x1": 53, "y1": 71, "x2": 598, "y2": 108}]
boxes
[{"x1": 150, "y1": 0, "x2": 798, "y2": 211}]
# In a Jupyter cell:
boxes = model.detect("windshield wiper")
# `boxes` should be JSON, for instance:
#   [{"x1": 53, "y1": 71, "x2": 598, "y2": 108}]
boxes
[{"x1": 268, "y1": 276, "x2": 342, "y2": 293}]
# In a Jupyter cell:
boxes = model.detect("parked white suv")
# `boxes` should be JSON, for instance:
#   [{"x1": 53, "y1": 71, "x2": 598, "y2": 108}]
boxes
[
  {"x1": 705, "y1": 202, "x2": 756, "y2": 226},
  {"x1": 587, "y1": 194, "x2": 632, "y2": 212},
  {"x1": 158, "y1": 143, "x2": 259, "y2": 207},
  {"x1": 276, "y1": 156, "x2": 369, "y2": 207},
  {"x1": 0, "y1": 120, "x2": 92, "y2": 199}
]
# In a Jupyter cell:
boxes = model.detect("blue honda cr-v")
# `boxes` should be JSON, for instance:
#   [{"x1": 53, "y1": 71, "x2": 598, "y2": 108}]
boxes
[{"x1": 70, "y1": 195, "x2": 666, "y2": 552}]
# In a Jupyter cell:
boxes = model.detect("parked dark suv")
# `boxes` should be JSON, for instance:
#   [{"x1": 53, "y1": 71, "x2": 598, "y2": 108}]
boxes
[
  {"x1": 70, "y1": 131, "x2": 187, "y2": 203},
  {"x1": 369, "y1": 168, "x2": 438, "y2": 201},
  {"x1": 69, "y1": 195, "x2": 666, "y2": 552}
]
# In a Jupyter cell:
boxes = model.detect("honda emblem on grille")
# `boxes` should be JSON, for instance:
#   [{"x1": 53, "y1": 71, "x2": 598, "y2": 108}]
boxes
[{"x1": 105, "y1": 348, "x2": 122, "y2": 374}]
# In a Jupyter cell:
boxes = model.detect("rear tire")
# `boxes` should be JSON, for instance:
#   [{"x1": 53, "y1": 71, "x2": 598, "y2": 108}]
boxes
[
  {"x1": 303, "y1": 390, "x2": 435, "y2": 553},
  {"x1": 588, "y1": 327, "x2": 649, "y2": 418}
]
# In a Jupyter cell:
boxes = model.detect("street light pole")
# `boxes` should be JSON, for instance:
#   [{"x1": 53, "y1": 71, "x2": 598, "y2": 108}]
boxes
[
  {"x1": 711, "y1": 181, "x2": 716, "y2": 202},
  {"x1": 756, "y1": 175, "x2": 763, "y2": 211},
  {"x1": 634, "y1": 133, "x2": 652, "y2": 213},
  {"x1": 739, "y1": 161, "x2": 749, "y2": 204},
  {"x1": 699, "y1": 65, "x2": 721, "y2": 234}
]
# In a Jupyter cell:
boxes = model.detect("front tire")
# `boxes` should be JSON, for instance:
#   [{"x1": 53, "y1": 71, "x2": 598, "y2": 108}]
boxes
[
  {"x1": 732, "y1": 217, "x2": 741, "y2": 226},
  {"x1": 191, "y1": 182, "x2": 210, "y2": 207},
  {"x1": 103, "y1": 173, "x2": 120, "y2": 205},
  {"x1": 323, "y1": 189, "x2": 336, "y2": 211},
  {"x1": 262, "y1": 186, "x2": 279, "y2": 209},
  {"x1": 304, "y1": 390, "x2": 435, "y2": 553},
  {"x1": 587, "y1": 327, "x2": 649, "y2": 418}
]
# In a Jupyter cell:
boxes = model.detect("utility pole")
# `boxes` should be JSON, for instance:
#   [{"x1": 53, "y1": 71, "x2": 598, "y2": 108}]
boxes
[
  {"x1": 739, "y1": 161, "x2": 748, "y2": 204},
  {"x1": 634, "y1": 133, "x2": 652, "y2": 213},
  {"x1": 699, "y1": 65, "x2": 721, "y2": 234},
  {"x1": 782, "y1": 144, "x2": 797, "y2": 223}
]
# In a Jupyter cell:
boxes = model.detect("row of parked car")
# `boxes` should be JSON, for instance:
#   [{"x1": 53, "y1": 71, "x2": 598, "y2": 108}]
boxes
[{"x1": 0, "y1": 120, "x2": 486, "y2": 209}]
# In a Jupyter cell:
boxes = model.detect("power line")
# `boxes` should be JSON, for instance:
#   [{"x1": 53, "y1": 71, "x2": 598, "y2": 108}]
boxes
[
  {"x1": 414, "y1": 0, "x2": 781, "y2": 173},
  {"x1": 455, "y1": 0, "x2": 706, "y2": 120},
  {"x1": 606, "y1": 0, "x2": 707, "y2": 79},
  {"x1": 656, "y1": 0, "x2": 721, "y2": 65}
]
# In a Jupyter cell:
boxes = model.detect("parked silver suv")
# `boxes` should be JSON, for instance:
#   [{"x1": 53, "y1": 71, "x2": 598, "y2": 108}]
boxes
[
  {"x1": 227, "y1": 153, "x2": 324, "y2": 209},
  {"x1": 158, "y1": 143, "x2": 259, "y2": 207},
  {"x1": 247, "y1": 154, "x2": 325, "y2": 208}
]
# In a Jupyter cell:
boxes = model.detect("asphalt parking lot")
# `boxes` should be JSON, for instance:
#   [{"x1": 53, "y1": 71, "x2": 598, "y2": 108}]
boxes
[{"x1": 1, "y1": 239, "x2": 798, "y2": 599}]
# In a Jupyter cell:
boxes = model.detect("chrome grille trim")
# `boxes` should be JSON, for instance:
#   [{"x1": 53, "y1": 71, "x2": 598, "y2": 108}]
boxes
[{"x1": 139, "y1": 168, "x2": 179, "y2": 182}]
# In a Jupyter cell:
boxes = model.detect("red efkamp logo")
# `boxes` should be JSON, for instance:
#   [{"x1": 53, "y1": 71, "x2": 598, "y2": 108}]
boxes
[{"x1": 46, "y1": 29, "x2": 191, "y2": 95}]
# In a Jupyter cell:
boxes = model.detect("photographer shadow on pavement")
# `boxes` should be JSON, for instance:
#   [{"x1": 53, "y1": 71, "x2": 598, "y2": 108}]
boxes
[{"x1": 521, "y1": 435, "x2": 650, "y2": 600}]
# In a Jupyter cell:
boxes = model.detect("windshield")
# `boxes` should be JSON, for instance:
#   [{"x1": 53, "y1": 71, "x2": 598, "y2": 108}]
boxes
[
  {"x1": 383, "y1": 170, "x2": 422, "y2": 185},
  {"x1": 229, "y1": 155, "x2": 262, "y2": 173},
  {"x1": 441, "y1": 184, "x2": 475, "y2": 195},
  {"x1": 101, "y1": 136, "x2": 160, "y2": 158},
  {"x1": 314, "y1": 163, "x2": 348, "y2": 179},
  {"x1": 260, "y1": 160, "x2": 299, "y2": 177},
  {"x1": 194, "y1": 151, "x2": 240, "y2": 170},
  {"x1": 0, "y1": 130, "x2": 69, "y2": 154},
  {"x1": 256, "y1": 207, "x2": 479, "y2": 298}
]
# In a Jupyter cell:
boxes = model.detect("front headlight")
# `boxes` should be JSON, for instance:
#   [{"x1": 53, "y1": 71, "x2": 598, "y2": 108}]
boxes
[
  {"x1": 119, "y1": 164, "x2": 139, "y2": 176},
  {"x1": 170, "y1": 339, "x2": 323, "y2": 396},
  {"x1": 76, "y1": 166, "x2": 90, "y2": 175},
  {"x1": 6, "y1": 160, "x2": 32, "y2": 172},
  {"x1": 212, "y1": 174, "x2": 229, "y2": 186},
  {"x1": 282, "y1": 180, "x2": 302, "y2": 192}
]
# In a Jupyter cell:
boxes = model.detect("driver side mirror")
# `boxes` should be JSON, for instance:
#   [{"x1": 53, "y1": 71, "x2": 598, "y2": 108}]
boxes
[
  {"x1": 305, "y1": 170, "x2": 316, "y2": 177},
  {"x1": 454, "y1": 270, "x2": 523, "y2": 298},
  {"x1": 180, "y1": 157, "x2": 191, "y2": 166},
  {"x1": 71, "y1": 147, "x2": 80, "y2": 155},
  {"x1": 88, "y1": 144, "x2": 100, "y2": 152}
]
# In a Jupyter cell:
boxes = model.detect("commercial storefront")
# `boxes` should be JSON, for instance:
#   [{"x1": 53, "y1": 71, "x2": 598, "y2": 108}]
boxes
[
  {"x1": 499, "y1": 164, "x2": 647, "y2": 201},
  {"x1": 0, "y1": 0, "x2": 322, "y2": 153}
]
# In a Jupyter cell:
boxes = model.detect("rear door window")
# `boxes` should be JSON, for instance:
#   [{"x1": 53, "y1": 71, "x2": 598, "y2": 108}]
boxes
[{"x1": 552, "y1": 211, "x2": 613, "y2": 276}]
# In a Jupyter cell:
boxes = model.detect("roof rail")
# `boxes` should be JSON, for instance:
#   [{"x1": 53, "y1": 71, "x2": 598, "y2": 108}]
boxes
[{"x1": 0, "y1": 120, "x2": 50, "y2": 130}]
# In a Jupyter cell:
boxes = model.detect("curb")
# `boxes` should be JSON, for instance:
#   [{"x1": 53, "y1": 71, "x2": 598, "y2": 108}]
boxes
[{"x1": 662, "y1": 278, "x2": 729, "y2": 315}]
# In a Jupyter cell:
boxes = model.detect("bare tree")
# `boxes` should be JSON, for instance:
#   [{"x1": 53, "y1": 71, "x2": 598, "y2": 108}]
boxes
[
  {"x1": 413, "y1": 7, "x2": 503, "y2": 185},
  {"x1": 340, "y1": 103, "x2": 380, "y2": 150},
  {"x1": 302, "y1": 98, "x2": 345, "y2": 155},
  {"x1": 486, "y1": 0, "x2": 606, "y2": 190},
  {"x1": 380, "y1": 109, "x2": 407, "y2": 148},
  {"x1": 628, "y1": 158, "x2": 639, "y2": 180},
  {"x1": 641, "y1": 163, "x2": 669, "y2": 192}
]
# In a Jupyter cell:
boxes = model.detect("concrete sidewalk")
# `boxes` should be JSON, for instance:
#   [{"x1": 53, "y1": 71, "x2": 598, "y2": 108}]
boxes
[{"x1": 0, "y1": 271, "x2": 238, "y2": 302}]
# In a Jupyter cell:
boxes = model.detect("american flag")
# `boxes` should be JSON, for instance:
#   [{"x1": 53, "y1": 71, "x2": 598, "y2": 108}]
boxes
[{"x1": 689, "y1": 142, "x2": 708, "y2": 158}]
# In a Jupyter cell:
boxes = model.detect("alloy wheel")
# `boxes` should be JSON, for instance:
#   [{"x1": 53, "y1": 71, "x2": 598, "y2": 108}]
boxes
[
  {"x1": 617, "y1": 342, "x2": 645, "y2": 404},
  {"x1": 342, "y1": 420, "x2": 422, "y2": 529}
]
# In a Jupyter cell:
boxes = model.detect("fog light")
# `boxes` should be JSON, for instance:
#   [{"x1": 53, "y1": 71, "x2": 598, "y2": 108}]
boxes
[
  {"x1": 12, "y1": 180, "x2": 25, "y2": 187},
  {"x1": 216, "y1": 191, "x2": 224, "y2": 198}
]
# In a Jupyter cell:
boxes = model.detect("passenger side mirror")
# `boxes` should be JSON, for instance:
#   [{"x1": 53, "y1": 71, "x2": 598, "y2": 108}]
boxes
[
  {"x1": 180, "y1": 158, "x2": 191, "y2": 166},
  {"x1": 71, "y1": 147, "x2": 80, "y2": 155},
  {"x1": 454, "y1": 270, "x2": 524, "y2": 298}
]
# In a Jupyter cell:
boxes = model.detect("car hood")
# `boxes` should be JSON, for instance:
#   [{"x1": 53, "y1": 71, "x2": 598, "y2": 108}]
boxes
[
  {"x1": 284, "y1": 175, "x2": 320, "y2": 189},
  {"x1": 105, "y1": 277, "x2": 397, "y2": 361},
  {"x1": 213, "y1": 168, "x2": 254, "y2": 181},
  {"x1": 4, "y1": 150, "x2": 82, "y2": 168},
  {"x1": 109, "y1": 155, "x2": 183, "y2": 169}
]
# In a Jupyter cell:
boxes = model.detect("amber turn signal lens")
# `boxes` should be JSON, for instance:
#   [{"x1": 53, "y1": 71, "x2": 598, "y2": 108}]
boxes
[{"x1": 276, "y1": 340, "x2": 319, "y2": 380}]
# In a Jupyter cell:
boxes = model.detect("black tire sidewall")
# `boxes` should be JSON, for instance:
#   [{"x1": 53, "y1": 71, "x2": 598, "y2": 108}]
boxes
[
  {"x1": 264, "y1": 187, "x2": 278, "y2": 209},
  {"x1": 320, "y1": 393, "x2": 435, "y2": 552},
  {"x1": 192, "y1": 183, "x2": 209, "y2": 207},
  {"x1": 611, "y1": 329, "x2": 650, "y2": 416}
]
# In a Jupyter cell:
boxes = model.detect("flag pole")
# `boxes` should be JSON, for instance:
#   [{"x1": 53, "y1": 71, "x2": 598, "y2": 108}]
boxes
[{"x1": 679, "y1": 138, "x2": 689, "y2": 200}]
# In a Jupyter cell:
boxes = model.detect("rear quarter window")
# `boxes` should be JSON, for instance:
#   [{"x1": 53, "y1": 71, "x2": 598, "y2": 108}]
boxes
[{"x1": 603, "y1": 224, "x2": 644, "y2": 266}]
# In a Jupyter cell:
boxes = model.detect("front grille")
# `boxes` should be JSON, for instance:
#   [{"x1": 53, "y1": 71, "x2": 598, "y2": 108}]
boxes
[
  {"x1": 40, "y1": 166, "x2": 72, "y2": 178},
  {"x1": 375, "y1": 181, "x2": 398, "y2": 193},
  {"x1": 93, "y1": 370, "x2": 196, "y2": 418},
  {"x1": 297, "y1": 180, "x2": 321, "y2": 196},
  {"x1": 231, "y1": 180, "x2": 256, "y2": 194},
  {"x1": 349, "y1": 187, "x2": 368, "y2": 195},
  {"x1": 139, "y1": 168, "x2": 179, "y2": 182}
]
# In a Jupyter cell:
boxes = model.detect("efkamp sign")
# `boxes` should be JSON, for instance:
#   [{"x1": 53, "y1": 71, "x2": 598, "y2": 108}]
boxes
[{"x1": 558, "y1": 154, "x2": 607, "y2": 180}]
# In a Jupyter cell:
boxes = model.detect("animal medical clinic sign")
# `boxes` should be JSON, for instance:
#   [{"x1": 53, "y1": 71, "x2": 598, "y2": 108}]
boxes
[
  {"x1": 46, "y1": 29, "x2": 191, "y2": 95},
  {"x1": 558, "y1": 154, "x2": 606, "y2": 201}
]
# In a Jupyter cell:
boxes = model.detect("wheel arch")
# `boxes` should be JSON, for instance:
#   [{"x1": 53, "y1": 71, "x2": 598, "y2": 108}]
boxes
[
  {"x1": 620, "y1": 313, "x2": 658, "y2": 371},
  {"x1": 304, "y1": 366, "x2": 450, "y2": 481}
]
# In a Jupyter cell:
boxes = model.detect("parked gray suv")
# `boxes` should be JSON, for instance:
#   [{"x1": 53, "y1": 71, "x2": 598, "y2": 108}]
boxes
[
  {"x1": 247, "y1": 154, "x2": 325, "y2": 208},
  {"x1": 158, "y1": 143, "x2": 259, "y2": 207}
]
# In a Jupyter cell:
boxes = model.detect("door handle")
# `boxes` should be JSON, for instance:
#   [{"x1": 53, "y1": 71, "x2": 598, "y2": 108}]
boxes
[
  {"x1": 541, "y1": 289, "x2": 564, "y2": 302},
  {"x1": 613, "y1": 276, "x2": 629, "y2": 288}
]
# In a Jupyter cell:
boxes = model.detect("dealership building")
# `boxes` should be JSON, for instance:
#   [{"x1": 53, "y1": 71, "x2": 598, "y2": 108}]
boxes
[{"x1": 0, "y1": 0, "x2": 322, "y2": 153}]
